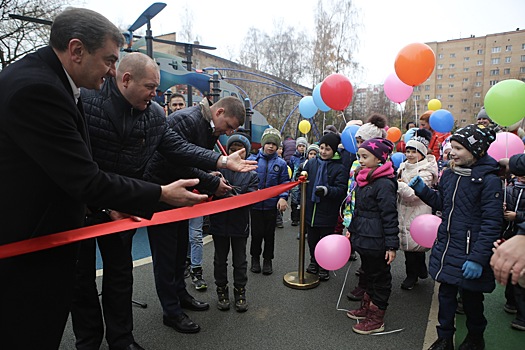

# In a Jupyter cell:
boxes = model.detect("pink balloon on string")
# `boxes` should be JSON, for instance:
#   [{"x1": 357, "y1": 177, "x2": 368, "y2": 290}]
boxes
[
  {"x1": 410, "y1": 214, "x2": 441, "y2": 248},
  {"x1": 487, "y1": 131, "x2": 524, "y2": 161},
  {"x1": 384, "y1": 73, "x2": 413, "y2": 103},
  {"x1": 314, "y1": 234, "x2": 351, "y2": 270}
]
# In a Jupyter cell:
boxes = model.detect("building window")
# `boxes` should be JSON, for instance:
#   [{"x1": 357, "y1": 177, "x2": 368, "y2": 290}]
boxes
[
  {"x1": 465, "y1": 47, "x2": 471, "y2": 51},
  {"x1": 437, "y1": 84, "x2": 442, "y2": 89},
  {"x1": 414, "y1": 86, "x2": 421, "y2": 92},
  {"x1": 522, "y1": 44, "x2": 525, "y2": 50},
  {"x1": 449, "y1": 63, "x2": 456, "y2": 68},
  {"x1": 449, "y1": 74, "x2": 455, "y2": 78},
  {"x1": 475, "y1": 82, "x2": 482, "y2": 87},
  {"x1": 461, "y1": 109, "x2": 467, "y2": 113},
  {"x1": 491, "y1": 58, "x2": 500, "y2": 64},
  {"x1": 474, "y1": 103, "x2": 480, "y2": 108},
  {"x1": 462, "y1": 88, "x2": 468, "y2": 92},
  {"x1": 463, "y1": 78, "x2": 469, "y2": 82},
  {"x1": 490, "y1": 69, "x2": 500, "y2": 75},
  {"x1": 489, "y1": 80, "x2": 499, "y2": 86},
  {"x1": 521, "y1": 67, "x2": 525, "y2": 73},
  {"x1": 464, "y1": 57, "x2": 470, "y2": 61},
  {"x1": 450, "y1": 53, "x2": 456, "y2": 58},
  {"x1": 437, "y1": 74, "x2": 443, "y2": 79},
  {"x1": 504, "y1": 68, "x2": 511, "y2": 74},
  {"x1": 414, "y1": 95, "x2": 420, "y2": 101},
  {"x1": 425, "y1": 95, "x2": 430, "y2": 100},
  {"x1": 505, "y1": 56, "x2": 512, "y2": 63},
  {"x1": 477, "y1": 60, "x2": 483, "y2": 65},
  {"x1": 477, "y1": 49, "x2": 483, "y2": 54},
  {"x1": 475, "y1": 92, "x2": 481, "y2": 97},
  {"x1": 521, "y1": 55, "x2": 525, "y2": 62},
  {"x1": 461, "y1": 99, "x2": 468, "y2": 103},
  {"x1": 448, "y1": 94, "x2": 454, "y2": 98},
  {"x1": 463, "y1": 67, "x2": 469, "y2": 72},
  {"x1": 425, "y1": 85, "x2": 430, "y2": 91},
  {"x1": 437, "y1": 64, "x2": 444, "y2": 69},
  {"x1": 436, "y1": 94, "x2": 442, "y2": 99},
  {"x1": 476, "y1": 71, "x2": 482, "y2": 77},
  {"x1": 506, "y1": 45, "x2": 512, "y2": 51},
  {"x1": 438, "y1": 53, "x2": 444, "y2": 59},
  {"x1": 447, "y1": 104, "x2": 454, "y2": 109},
  {"x1": 449, "y1": 83, "x2": 454, "y2": 88},
  {"x1": 492, "y1": 47, "x2": 501, "y2": 53}
]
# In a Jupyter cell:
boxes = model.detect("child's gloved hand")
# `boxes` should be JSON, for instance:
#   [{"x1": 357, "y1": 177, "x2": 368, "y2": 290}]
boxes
[
  {"x1": 315, "y1": 186, "x2": 328, "y2": 197},
  {"x1": 462, "y1": 260, "x2": 483, "y2": 279},
  {"x1": 408, "y1": 176, "x2": 425, "y2": 193}
]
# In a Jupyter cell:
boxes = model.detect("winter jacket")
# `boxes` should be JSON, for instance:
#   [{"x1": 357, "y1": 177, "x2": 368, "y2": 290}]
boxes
[
  {"x1": 502, "y1": 181, "x2": 525, "y2": 239},
  {"x1": 397, "y1": 156, "x2": 439, "y2": 252},
  {"x1": 144, "y1": 102, "x2": 221, "y2": 194},
  {"x1": 415, "y1": 155, "x2": 503, "y2": 293},
  {"x1": 209, "y1": 169, "x2": 259, "y2": 237},
  {"x1": 303, "y1": 153, "x2": 347, "y2": 228},
  {"x1": 248, "y1": 150, "x2": 290, "y2": 210},
  {"x1": 282, "y1": 137, "x2": 296, "y2": 164},
  {"x1": 289, "y1": 151, "x2": 306, "y2": 204},
  {"x1": 429, "y1": 131, "x2": 450, "y2": 159},
  {"x1": 349, "y1": 170, "x2": 400, "y2": 253},
  {"x1": 83, "y1": 80, "x2": 220, "y2": 183}
]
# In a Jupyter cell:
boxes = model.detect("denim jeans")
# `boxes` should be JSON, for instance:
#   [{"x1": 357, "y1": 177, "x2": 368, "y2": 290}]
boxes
[{"x1": 187, "y1": 216, "x2": 204, "y2": 268}]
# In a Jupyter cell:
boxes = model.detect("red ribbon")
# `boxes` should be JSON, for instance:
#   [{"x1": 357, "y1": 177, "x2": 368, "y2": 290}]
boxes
[{"x1": 0, "y1": 180, "x2": 301, "y2": 259}]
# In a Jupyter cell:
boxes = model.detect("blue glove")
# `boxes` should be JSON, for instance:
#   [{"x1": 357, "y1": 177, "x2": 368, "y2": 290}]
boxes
[
  {"x1": 408, "y1": 176, "x2": 425, "y2": 193},
  {"x1": 315, "y1": 186, "x2": 328, "y2": 197},
  {"x1": 462, "y1": 260, "x2": 483, "y2": 279}
]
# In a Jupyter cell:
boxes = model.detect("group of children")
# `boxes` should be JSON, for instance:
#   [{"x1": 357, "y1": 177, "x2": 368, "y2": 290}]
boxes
[{"x1": 206, "y1": 114, "x2": 523, "y2": 350}]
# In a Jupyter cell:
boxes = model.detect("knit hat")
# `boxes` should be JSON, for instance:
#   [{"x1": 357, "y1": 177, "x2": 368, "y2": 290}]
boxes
[
  {"x1": 227, "y1": 131, "x2": 251, "y2": 155},
  {"x1": 323, "y1": 125, "x2": 340, "y2": 135},
  {"x1": 510, "y1": 154, "x2": 525, "y2": 176},
  {"x1": 355, "y1": 114, "x2": 387, "y2": 141},
  {"x1": 307, "y1": 143, "x2": 320, "y2": 154},
  {"x1": 359, "y1": 137, "x2": 394, "y2": 163},
  {"x1": 477, "y1": 107, "x2": 492, "y2": 123},
  {"x1": 440, "y1": 136, "x2": 452, "y2": 157},
  {"x1": 319, "y1": 133, "x2": 341, "y2": 153},
  {"x1": 450, "y1": 124, "x2": 496, "y2": 159},
  {"x1": 261, "y1": 127, "x2": 282, "y2": 146},
  {"x1": 296, "y1": 136, "x2": 308, "y2": 148},
  {"x1": 406, "y1": 129, "x2": 431, "y2": 157}
]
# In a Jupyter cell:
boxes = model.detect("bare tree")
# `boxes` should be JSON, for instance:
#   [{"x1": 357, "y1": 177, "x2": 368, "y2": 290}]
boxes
[
  {"x1": 238, "y1": 27, "x2": 265, "y2": 71},
  {"x1": 1, "y1": 0, "x2": 67, "y2": 70},
  {"x1": 178, "y1": 5, "x2": 194, "y2": 43}
]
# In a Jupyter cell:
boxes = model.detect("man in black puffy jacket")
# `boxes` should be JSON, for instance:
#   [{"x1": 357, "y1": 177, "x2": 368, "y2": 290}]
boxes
[{"x1": 72, "y1": 52, "x2": 253, "y2": 349}]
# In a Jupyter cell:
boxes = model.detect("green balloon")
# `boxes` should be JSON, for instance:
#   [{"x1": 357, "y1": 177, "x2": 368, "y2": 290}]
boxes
[{"x1": 484, "y1": 79, "x2": 525, "y2": 127}]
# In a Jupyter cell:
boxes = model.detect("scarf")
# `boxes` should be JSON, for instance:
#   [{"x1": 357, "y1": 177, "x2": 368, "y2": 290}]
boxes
[
  {"x1": 451, "y1": 166, "x2": 472, "y2": 177},
  {"x1": 356, "y1": 162, "x2": 395, "y2": 187},
  {"x1": 311, "y1": 159, "x2": 328, "y2": 203}
]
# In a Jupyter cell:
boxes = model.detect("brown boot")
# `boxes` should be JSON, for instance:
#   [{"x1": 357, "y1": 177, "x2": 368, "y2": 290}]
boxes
[
  {"x1": 347, "y1": 293, "x2": 370, "y2": 320},
  {"x1": 352, "y1": 302, "x2": 385, "y2": 334}
]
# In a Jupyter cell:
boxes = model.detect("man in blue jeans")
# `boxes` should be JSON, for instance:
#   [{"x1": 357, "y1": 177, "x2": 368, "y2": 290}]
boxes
[{"x1": 188, "y1": 216, "x2": 208, "y2": 290}]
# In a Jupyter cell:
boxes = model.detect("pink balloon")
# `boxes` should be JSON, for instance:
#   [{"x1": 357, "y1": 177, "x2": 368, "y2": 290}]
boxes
[
  {"x1": 409, "y1": 214, "x2": 441, "y2": 248},
  {"x1": 314, "y1": 234, "x2": 351, "y2": 271},
  {"x1": 383, "y1": 73, "x2": 413, "y2": 103},
  {"x1": 487, "y1": 131, "x2": 524, "y2": 161}
]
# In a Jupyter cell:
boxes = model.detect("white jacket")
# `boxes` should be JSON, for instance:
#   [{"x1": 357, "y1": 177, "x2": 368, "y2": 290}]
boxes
[{"x1": 396, "y1": 155, "x2": 439, "y2": 252}]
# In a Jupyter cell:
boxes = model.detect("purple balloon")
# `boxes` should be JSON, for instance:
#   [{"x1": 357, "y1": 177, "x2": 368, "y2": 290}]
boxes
[{"x1": 384, "y1": 73, "x2": 413, "y2": 103}]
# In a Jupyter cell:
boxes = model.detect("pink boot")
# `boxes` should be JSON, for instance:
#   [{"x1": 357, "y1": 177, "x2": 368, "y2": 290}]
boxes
[
  {"x1": 347, "y1": 293, "x2": 370, "y2": 320},
  {"x1": 352, "y1": 302, "x2": 385, "y2": 334}
]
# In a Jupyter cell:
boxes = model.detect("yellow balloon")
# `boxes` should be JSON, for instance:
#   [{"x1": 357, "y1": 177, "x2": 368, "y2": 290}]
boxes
[
  {"x1": 428, "y1": 99, "x2": 442, "y2": 111},
  {"x1": 298, "y1": 120, "x2": 311, "y2": 134}
]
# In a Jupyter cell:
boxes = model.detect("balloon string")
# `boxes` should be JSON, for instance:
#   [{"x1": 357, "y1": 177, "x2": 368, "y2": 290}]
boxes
[
  {"x1": 399, "y1": 103, "x2": 404, "y2": 130},
  {"x1": 414, "y1": 98, "x2": 418, "y2": 125},
  {"x1": 335, "y1": 259, "x2": 354, "y2": 313},
  {"x1": 340, "y1": 111, "x2": 347, "y2": 125}
]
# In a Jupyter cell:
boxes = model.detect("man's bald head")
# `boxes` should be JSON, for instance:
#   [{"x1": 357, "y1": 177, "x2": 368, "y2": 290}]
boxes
[{"x1": 117, "y1": 52, "x2": 159, "y2": 81}]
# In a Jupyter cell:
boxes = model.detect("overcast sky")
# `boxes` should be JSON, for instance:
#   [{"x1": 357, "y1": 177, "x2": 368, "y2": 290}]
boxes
[{"x1": 81, "y1": 0, "x2": 525, "y2": 86}]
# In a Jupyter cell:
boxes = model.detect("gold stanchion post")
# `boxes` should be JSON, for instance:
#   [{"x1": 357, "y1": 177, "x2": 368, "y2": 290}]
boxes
[{"x1": 283, "y1": 171, "x2": 320, "y2": 289}]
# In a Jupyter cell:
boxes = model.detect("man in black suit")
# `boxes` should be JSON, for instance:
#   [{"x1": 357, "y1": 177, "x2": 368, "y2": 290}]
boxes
[{"x1": 0, "y1": 8, "x2": 254, "y2": 350}]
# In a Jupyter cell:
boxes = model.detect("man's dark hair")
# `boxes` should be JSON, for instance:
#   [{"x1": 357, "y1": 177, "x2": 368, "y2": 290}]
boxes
[
  {"x1": 50, "y1": 7, "x2": 124, "y2": 53},
  {"x1": 168, "y1": 93, "x2": 185, "y2": 104}
]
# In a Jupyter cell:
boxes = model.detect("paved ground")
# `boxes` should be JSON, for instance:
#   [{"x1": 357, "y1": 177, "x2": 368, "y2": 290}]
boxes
[{"x1": 60, "y1": 220, "x2": 524, "y2": 349}]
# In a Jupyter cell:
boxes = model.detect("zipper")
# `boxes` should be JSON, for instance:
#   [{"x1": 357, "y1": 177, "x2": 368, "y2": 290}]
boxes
[
  {"x1": 466, "y1": 230, "x2": 471, "y2": 255},
  {"x1": 436, "y1": 175, "x2": 461, "y2": 280}
]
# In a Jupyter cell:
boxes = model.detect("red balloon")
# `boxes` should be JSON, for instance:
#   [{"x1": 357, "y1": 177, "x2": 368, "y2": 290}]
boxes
[
  {"x1": 320, "y1": 73, "x2": 353, "y2": 111},
  {"x1": 394, "y1": 43, "x2": 436, "y2": 87}
]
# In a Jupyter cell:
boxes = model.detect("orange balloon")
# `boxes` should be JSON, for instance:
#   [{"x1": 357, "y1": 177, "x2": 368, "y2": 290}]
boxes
[
  {"x1": 394, "y1": 43, "x2": 436, "y2": 87},
  {"x1": 386, "y1": 127, "x2": 402, "y2": 143}
]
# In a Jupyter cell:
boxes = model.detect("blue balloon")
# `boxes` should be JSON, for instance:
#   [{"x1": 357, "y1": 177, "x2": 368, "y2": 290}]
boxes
[
  {"x1": 313, "y1": 83, "x2": 331, "y2": 112},
  {"x1": 341, "y1": 125, "x2": 360, "y2": 153},
  {"x1": 391, "y1": 152, "x2": 406, "y2": 168},
  {"x1": 299, "y1": 96, "x2": 318, "y2": 119},
  {"x1": 429, "y1": 109, "x2": 454, "y2": 133},
  {"x1": 404, "y1": 127, "x2": 419, "y2": 143}
]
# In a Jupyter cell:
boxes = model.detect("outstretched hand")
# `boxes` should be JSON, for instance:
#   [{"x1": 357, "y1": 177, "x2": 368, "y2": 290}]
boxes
[
  {"x1": 408, "y1": 175, "x2": 425, "y2": 193},
  {"x1": 161, "y1": 178, "x2": 208, "y2": 207},
  {"x1": 226, "y1": 149, "x2": 257, "y2": 172}
]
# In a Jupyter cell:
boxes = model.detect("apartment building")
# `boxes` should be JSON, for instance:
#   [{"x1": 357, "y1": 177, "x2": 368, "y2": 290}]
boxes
[{"x1": 411, "y1": 29, "x2": 525, "y2": 128}]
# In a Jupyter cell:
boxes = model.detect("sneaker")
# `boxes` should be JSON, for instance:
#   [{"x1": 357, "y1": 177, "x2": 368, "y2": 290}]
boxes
[
  {"x1": 250, "y1": 256, "x2": 261, "y2": 273},
  {"x1": 511, "y1": 318, "x2": 525, "y2": 331},
  {"x1": 216, "y1": 285, "x2": 230, "y2": 311},
  {"x1": 190, "y1": 267, "x2": 208, "y2": 291},
  {"x1": 234, "y1": 287, "x2": 248, "y2": 312},
  {"x1": 401, "y1": 275, "x2": 418, "y2": 290},
  {"x1": 262, "y1": 259, "x2": 273, "y2": 275},
  {"x1": 504, "y1": 303, "x2": 518, "y2": 314},
  {"x1": 291, "y1": 220, "x2": 299, "y2": 226},
  {"x1": 184, "y1": 259, "x2": 191, "y2": 279},
  {"x1": 318, "y1": 268, "x2": 330, "y2": 281},
  {"x1": 306, "y1": 262, "x2": 319, "y2": 274},
  {"x1": 276, "y1": 222, "x2": 284, "y2": 228},
  {"x1": 347, "y1": 286, "x2": 366, "y2": 301}
]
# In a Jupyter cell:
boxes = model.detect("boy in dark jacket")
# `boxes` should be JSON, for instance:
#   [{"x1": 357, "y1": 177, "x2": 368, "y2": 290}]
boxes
[
  {"x1": 248, "y1": 128, "x2": 290, "y2": 275},
  {"x1": 303, "y1": 133, "x2": 347, "y2": 280},
  {"x1": 409, "y1": 124, "x2": 502, "y2": 350},
  {"x1": 210, "y1": 131, "x2": 259, "y2": 312}
]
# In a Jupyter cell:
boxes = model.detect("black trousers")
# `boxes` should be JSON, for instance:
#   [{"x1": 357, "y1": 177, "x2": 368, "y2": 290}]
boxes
[
  {"x1": 437, "y1": 282, "x2": 487, "y2": 338},
  {"x1": 0, "y1": 244, "x2": 78, "y2": 350},
  {"x1": 250, "y1": 209, "x2": 277, "y2": 260},
  {"x1": 306, "y1": 226, "x2": 335, "y2": 265},
  {"x1": 359, "y1": 250, "x2": 392, "y2": 310},
  {"x1": 147, "y1": 219, "x2": 191, "y2": 318},
  {"x1": 71, "y1": 228, "x2": 136, "y2": 350},
  {"x1": 213, "y1": 235, "x2": 248, "y2": 288}
]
